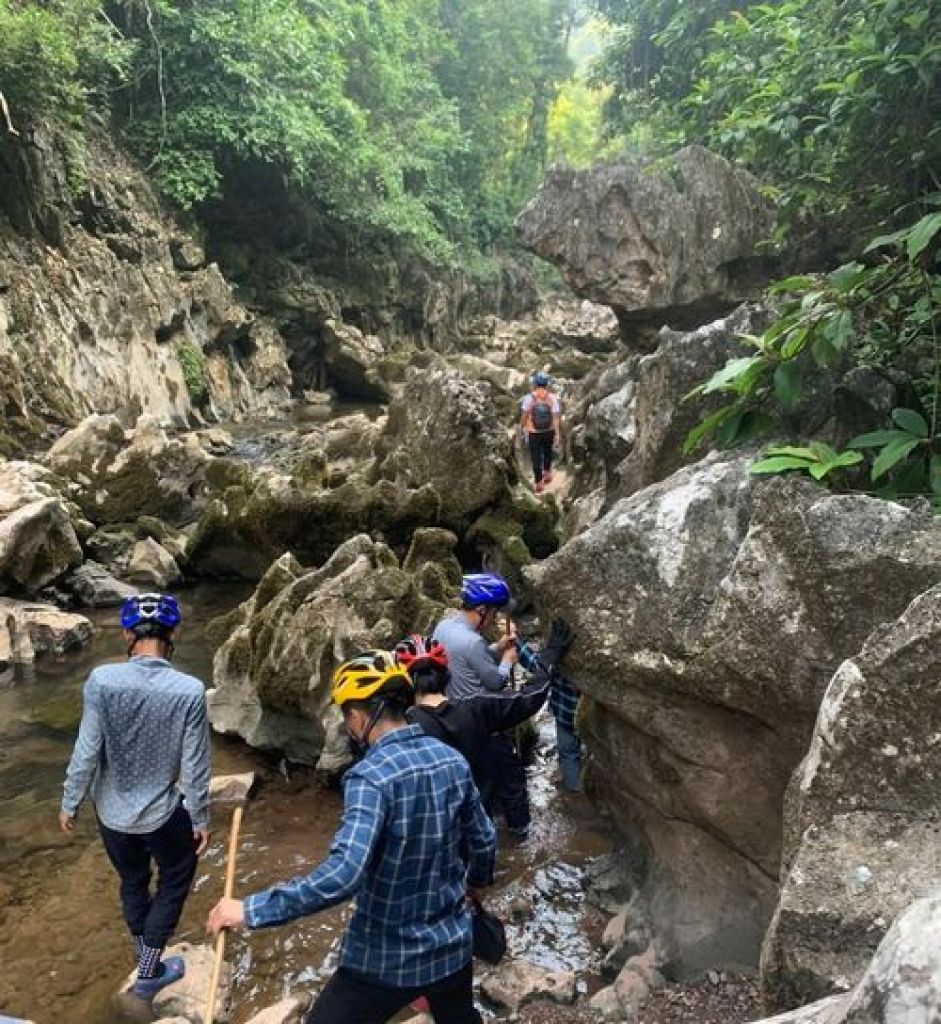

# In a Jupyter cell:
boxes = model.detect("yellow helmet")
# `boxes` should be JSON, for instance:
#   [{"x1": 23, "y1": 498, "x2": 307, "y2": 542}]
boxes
[{"x1": 331, "y1": 650, "x2": 414, "y2": 708}]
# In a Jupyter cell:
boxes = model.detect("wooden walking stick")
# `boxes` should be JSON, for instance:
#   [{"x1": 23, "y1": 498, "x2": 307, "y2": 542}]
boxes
[{"x1": 204, "y1": 804, "x2": 243, "y2": 1024}]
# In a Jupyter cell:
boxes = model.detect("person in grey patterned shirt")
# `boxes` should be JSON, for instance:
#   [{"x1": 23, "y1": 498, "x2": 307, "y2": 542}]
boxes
[{"x1": 60, "y1": 593, "x2": 211, "y2": 1000}]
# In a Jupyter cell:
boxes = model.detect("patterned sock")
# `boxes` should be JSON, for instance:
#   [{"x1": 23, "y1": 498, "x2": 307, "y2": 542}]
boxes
[
  {"x1": 133, "y1": 935, "x2": 144, "y2": 958},
  {"x1": 137, "y1": 943, "x2": 164, "y2": 980}
]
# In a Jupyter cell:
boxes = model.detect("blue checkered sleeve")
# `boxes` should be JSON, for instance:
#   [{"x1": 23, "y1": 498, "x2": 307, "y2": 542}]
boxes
[
  {"x1": 243, "y1": 776, "x2": 387, "y2": 929},
  {"x1": 549, "y1": 675, "x2": 580, "y2": 732},
  {"x1": 461, "y1": 779, "x2": 497, "y2": 887}
]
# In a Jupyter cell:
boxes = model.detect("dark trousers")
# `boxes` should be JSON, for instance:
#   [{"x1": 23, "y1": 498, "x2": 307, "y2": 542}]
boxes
[
  {"x1": 489, "y1": 733, "x2": 529, "y2": 832},
  {"x1": 306, "y1": 962, "x2": 481, "y2": 1024},
  {"x1": 528, "y1": 430, "x2": 554, "y2": 483},
  {"x1": 98, "y1": 802, "x2": 198, "y2": 949}
]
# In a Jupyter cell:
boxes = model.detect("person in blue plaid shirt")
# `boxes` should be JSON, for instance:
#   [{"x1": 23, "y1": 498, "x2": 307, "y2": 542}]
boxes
[{"x1": 207, "y1": 650, "x2": 496, "y2": 1024}]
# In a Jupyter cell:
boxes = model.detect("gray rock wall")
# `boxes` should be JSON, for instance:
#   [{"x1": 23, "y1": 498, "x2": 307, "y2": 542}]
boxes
[
  {"x1": 529, "y1": 457, "x2": 941, "y2": 976},
  {"x1": 0, "y1": 124, "x2": 291, "y2": 444},
  {"x1": 761, "y1": 583, "x2": 941, "y2": 1010}
]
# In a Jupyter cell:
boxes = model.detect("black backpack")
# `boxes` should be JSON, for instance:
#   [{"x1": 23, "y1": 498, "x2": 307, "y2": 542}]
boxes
[{"x1": 530, "y1": 390, "x2": 554, "y2": 432}]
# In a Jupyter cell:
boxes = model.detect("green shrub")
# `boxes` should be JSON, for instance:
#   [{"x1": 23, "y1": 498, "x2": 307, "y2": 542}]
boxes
[{"x1": 177, "y1": 340, "x2": 208, "y2": 405}]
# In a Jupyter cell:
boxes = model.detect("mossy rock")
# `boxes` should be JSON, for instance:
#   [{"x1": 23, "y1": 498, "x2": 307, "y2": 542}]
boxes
[
  {"x1": 135, "y1": 515, "x2": 171, "y2": 542},
  {"x1": 375, "y1": 350, "x2": 414, "y2": 383},
  {"x1": 205, "y1": 458, "x2": 253, "y2": 493},
  {"x1": 403, "y1": 527, "x2": 462, "y2": 587},
  {"x1": 292, "y1": 449, "x2": 328, "y2": 489}
]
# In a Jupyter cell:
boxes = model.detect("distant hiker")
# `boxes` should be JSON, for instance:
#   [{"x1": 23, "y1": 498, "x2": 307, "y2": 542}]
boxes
[
  {"x1": 60, "y1": 593, "x2": 210, "y2": 1000},
  {"x1": 396, "y1": 620, "x2": 574, "y2": 809},
  {"x1": 207, "y1": 651, "x2": 496, "y2": 1024},
  {"x1": 433, "y1": 573, "x2": 531, "y2": 840},
  {"x1": 520, "y1": 370, "x2": 561, "y2": 494}
]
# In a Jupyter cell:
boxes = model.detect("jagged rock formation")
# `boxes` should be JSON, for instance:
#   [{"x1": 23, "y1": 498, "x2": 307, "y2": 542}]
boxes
[
  {"x1": 207, "y1": 532, "x2": 459, "y2": 765},
  {"x1": 760, "y1": 583, "x2": 941, "y2": 1010},
  {"x1": 529, "y1": 457, "x2": 941, "y2": 976},
  {"x1": 516, "y1": 147, "x2": 774, "y2": 341},
  {"x1": 565, "y1": 304, "x2": 770, "y2": 522},
  {"x1": 751, "y1": 894, "x2": 941, "y2": 1023},
  {"x1": 45, "y1": 415, "x2": 212, "y2": 526},
  {"x1": 375, "y1": 362, "x2": 516, "y2": 529},
  {"x1": 0, "y1": 123, "x2": 291, "y2": 445},
  {"x1": 0, "y1": 460, "x2": 85, "y2": 593}
]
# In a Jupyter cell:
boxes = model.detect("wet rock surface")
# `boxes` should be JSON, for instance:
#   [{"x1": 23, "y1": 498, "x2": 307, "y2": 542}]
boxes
[{"x1": 117, "y1": 941, "x2": 230, "y2": 1023}]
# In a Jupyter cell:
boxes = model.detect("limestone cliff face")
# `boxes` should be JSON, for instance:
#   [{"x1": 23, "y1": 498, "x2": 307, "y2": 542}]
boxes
[{"x1": 0, "y1": 123, "x2": 291, "y2": 448}]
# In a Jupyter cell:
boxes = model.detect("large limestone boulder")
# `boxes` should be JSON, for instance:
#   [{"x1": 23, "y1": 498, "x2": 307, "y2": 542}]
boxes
[
  {"x1": 528, "y1": 456, "x2": 941, "y2": 976},
  {"x1": 761, "y1": 583, "x2": 941, "y2": 1010},
  {"x1": 207, "y1": 533, "x2": 453, "y2": 765},
  {"x1": 563, "y1": 303, "x2": 770, "y2": 518},
  {"x1": 126, "y1": 537, "x2": 183, "y2": 588},
  {"x1": 47, "y1": 416, "x2": 212, "y2": 526},
  {"x1": 187, "y1": 466, "x2": 441, "y2": 580},
  {"x1": 375, "y1": 363, "x2": 514, "y2": 530},
  {"x1": 321, "y1": 318, "x2": 389, "y2": 400},
  {"x1": 616, "y1": 304, "x2": 769, "y2": 498},
  {"x1": 750, "y1": 894, "x2": 941, "y2": 1023},
  {"x1": 64, "y1": 560, "x2": 136, "y2": 607},
  {"x1": 0, "y1": 497, "x2": 83, "y2": 593},
  {"x1": 44, "y1": 413, "x2": 126, "y2": 481},
  {"x1": 516, "y1": 147, "x2": 774, "y2": 334},
  {"x1": 0, "y1": 460, "x2": 84, "y2": 592}
]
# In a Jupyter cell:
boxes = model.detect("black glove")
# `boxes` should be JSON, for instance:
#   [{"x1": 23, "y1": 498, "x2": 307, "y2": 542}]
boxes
[{"x1": 539, "y1": 617, "x2": 573, "y2": 668}]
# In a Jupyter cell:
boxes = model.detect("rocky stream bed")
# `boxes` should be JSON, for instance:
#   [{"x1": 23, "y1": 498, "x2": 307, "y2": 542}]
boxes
[{"x1": 1, "y1": 119, "x2": 941, "y2": 1024}]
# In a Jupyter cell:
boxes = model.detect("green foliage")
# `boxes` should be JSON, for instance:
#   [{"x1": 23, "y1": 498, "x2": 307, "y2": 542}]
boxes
[
  {"x1": 2, "y1": 0, "x2": 572, "y2": 263},
  {"x1": 436, "y1": 0, "x2": 574, "y2": 247},
  {"x1": 751, "y1": 443, "x2": 863, "y2": 481},
  {"x1": 590, "y1": 0, "x2": 941, "y2": 235},
  {"x1": 176, "y1": 340, "x2": 208, "y2": 404},
  {"x1": 686, "y1": 211, "x2": 941, "y2": 504},
  {"x1": 548, "y1": 78, "x2": 608, "y2": 167},
  {"x1": 0, "y1": 0, "x2": 130, "y2": 124}
]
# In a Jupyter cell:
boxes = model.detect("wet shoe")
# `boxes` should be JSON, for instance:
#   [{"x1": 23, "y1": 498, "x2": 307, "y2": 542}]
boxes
[
  {"x1": 132, "y1": 956, "x2": 186, "y2": 999},
  {"x1": 507, "y1": 826, "x2": 529, "y2": 843}
]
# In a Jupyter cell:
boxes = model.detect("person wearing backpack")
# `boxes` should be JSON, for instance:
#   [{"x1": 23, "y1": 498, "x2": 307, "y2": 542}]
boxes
[{"x1": 520, "y1": 371, "x2": 561, "y2": 494}]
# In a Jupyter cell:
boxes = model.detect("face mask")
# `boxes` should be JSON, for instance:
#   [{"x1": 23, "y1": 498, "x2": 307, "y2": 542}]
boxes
[
  {"x1": 345, "y1": 701, "x2": 386, "y2": 759},
  {"x1": 346, "y1": 722, "x2": 368, "y2": 761}
]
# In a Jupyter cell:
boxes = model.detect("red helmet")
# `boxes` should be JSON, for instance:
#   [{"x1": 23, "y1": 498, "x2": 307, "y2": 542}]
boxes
[{"x1": 394, "y1": 634, "x2": 448, "y2": 672}]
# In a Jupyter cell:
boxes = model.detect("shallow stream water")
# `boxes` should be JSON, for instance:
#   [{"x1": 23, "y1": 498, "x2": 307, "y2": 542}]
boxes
[{"x1": 0, "y1": 587, "x2": 613, "y2": 1024}]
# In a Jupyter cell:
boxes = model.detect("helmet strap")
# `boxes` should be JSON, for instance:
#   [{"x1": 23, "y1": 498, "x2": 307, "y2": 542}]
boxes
[{"x1": 348, "y1": 698, "x2": 388, "y2": 757}]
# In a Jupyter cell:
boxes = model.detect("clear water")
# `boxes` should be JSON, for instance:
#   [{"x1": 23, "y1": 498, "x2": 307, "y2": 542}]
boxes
[{"x1": 0, "y1": 590, "x2": 613, "y2": 1023}]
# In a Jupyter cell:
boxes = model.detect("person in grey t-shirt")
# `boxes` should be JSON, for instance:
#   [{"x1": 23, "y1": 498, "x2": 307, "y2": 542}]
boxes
[
  {"x1": 433, "y1": 573, "x2": 534, "y2": 839},
  {"x1": 60, "y1": 593, "x2": 211, "y2": 1001}
]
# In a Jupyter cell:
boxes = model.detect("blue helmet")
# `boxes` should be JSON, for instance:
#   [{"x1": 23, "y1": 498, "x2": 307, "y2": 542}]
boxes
[
  {"x1": 461, "y1": 573, "x2": 512, "y2": 609},
  {"x1": 121, "y1": 593, "x2": 182, "y2": 631},
  {"x1": 532, "y1": 371, "x2": 550, "y2": 388}
]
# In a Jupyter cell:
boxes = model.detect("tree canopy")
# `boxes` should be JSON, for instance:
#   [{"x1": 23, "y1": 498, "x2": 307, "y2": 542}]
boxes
[
  {"x1": 0, "y1": 0, "x2": 574, "y2": 261},
  {"x1": 589, "y1": 0, "x2": 941, "y2": 241}
]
